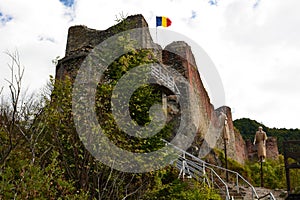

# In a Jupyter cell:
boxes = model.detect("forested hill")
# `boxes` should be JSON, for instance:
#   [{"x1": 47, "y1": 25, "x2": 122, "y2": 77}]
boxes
[{"x1": 233, "y1": 118, "x2": 300, "y2": 154}]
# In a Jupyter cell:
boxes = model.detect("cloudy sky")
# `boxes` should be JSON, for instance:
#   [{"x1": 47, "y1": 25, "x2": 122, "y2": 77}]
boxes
[{"x1": 0, "y1": 0, "x2": 299, "y2": 129}]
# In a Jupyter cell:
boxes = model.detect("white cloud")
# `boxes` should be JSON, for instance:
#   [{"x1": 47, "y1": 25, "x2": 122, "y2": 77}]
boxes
[
  {"x1": 0, "y1": 0, "x2": 299, "y2": 128},
  {"x1": 214, "y1": 0, "x2": 300, "y2": 128},
  {"x1": 0, "y1": 0, "x2": 72, "y2": 94}
]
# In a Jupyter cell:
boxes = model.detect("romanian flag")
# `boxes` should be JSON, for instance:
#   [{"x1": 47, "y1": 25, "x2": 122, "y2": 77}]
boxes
[{"x1": 156, "y1": 16, "x2": 172, "y2": 27}]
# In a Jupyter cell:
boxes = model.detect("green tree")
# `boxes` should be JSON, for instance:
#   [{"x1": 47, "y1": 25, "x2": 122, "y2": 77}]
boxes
[{"x1": 233, "y1": 118, "x2": 300, "y2": 153}]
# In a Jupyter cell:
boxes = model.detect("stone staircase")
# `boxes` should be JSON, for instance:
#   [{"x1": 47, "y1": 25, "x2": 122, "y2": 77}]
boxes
[
  {"x1": 164, "y1": 140, "x2": 280, "y2": 200},
  {"x1": 221, "y1": 183, "x2": 247, "y2": 200}
]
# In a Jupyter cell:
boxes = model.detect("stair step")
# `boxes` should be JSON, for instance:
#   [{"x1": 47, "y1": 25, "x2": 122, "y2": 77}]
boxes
[
  {"x1": 286, "y1": 194, "x2": 300, "y2": 200},
  {"x1": 232, "y1": 196, "x2": 244, "y2": 199},
  {"x1": 221, "y1": 194, "x2": 244, "y2": 200}
]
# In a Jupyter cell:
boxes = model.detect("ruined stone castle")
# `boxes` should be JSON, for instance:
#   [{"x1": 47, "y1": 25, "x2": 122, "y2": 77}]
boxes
[{"x1": 55, "y1": 14, "x2": 279, "y2": 164}]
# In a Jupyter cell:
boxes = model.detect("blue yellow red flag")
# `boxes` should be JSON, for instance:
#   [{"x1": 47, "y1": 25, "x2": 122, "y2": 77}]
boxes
[{"x1": 156, "y1": 16, "x2": 172, "y2": 27}]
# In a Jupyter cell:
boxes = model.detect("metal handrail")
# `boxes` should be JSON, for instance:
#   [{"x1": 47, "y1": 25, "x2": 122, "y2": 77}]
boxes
[
  {"x1": 269, "y1": 192, "x2": 276, "y2": 200},
  {"x1": 208, "y1": 166, "x2": 230, "y2": 199},
  {"x1": 162, "y1": 139, "x2": 259, "y2": 199},
  {"x1": 176, "y1": 154, "x2": 230, "y2": 199},
  {"x1": 258, "y1": 192, "x2": 276, "y2": 200},
  {"x1": 196, "y1": 160, "x2": 259, "y2": 199}
]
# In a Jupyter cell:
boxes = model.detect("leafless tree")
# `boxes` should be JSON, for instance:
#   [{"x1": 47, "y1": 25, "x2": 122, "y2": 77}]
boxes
[
  {"x1": 0, "y1": 51, "x2": 45, "y2": 165},
  {"x1": 0, "y1": 51, "x2": 24, "y2": 165}
]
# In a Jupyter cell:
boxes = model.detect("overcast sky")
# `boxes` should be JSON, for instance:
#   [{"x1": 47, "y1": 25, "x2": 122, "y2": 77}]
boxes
[{"x1": 0, "y1": 0, "x2": 299, "y2": 129}]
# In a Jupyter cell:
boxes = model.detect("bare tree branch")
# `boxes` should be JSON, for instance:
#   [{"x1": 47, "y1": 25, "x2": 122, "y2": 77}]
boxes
[
  {"x1": 100, "y1": 160, "x2": 115, "y2": 199},
  {"x1": 0, "y1": 50, "x2": 24, "y2": 165},
  {"x1": 122, "y1": 180, "x2": 146, "y2": 200}
]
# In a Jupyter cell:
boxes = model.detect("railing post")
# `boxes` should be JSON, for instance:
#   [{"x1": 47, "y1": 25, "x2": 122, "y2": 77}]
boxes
[
  {"x1": 236, "y1": 173, "x2": 239, "y2": 193},
  {"x1": 178, "y1": 153, "x2": 185, "y2": 179},
  {"x1": 202, "y1": 162, "x2": 206, "y2": 184},
  {"x1": 211, "y1": 171, "x2": 214, "y2": 188}
]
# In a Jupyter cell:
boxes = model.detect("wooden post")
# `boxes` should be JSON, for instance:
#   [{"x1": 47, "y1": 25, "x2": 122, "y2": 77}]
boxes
[
  {"x1": 260, "y1": 158, "x2": 264, "y2": 187},
  {"x1": 224, "y1": 140, "x2": 229, "y2": 182}
]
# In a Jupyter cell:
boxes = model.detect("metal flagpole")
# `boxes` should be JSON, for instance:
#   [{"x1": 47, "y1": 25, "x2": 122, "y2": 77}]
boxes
[{"x1": 156, "y1": 26, "x2": 158, "y2": 43}]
